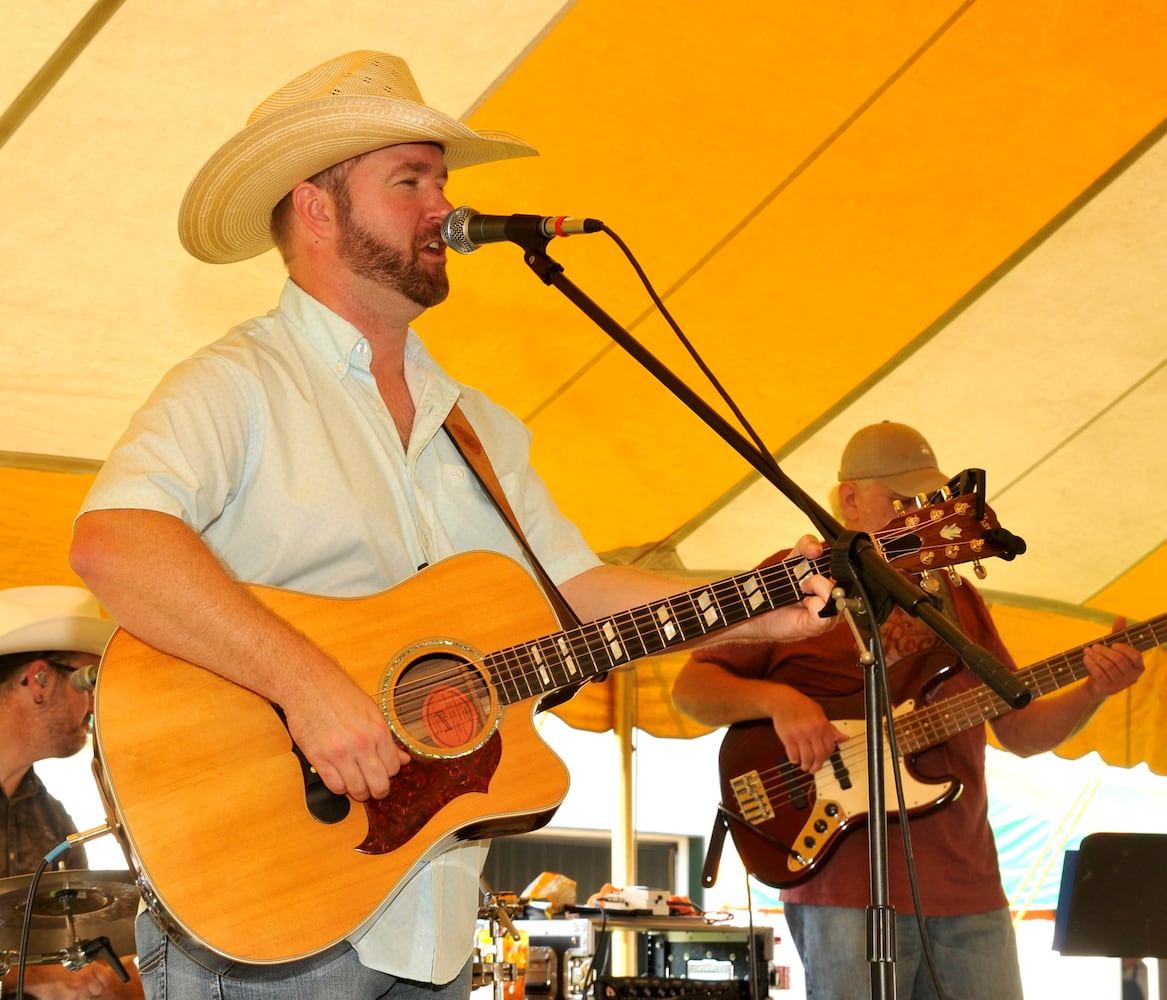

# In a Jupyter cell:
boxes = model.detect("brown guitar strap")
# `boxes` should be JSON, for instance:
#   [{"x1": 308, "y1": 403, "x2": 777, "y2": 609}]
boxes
[{"x1": 443, "y1": 402, "x2": 582, "y2": 633}]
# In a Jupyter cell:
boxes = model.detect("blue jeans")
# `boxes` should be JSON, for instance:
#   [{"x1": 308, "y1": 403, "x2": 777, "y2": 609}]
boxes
[
  {"x1": 136, "y1": 911, "x2": 473, "y2": 1000},
  {"x1": 784, "y1": 902, "x2": 1024, "y2": 1000}
]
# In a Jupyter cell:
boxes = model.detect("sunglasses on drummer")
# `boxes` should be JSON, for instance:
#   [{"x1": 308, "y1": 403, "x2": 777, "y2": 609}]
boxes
[{"x1": 46, "y1": 659, "x2": 83, "y2": 675}]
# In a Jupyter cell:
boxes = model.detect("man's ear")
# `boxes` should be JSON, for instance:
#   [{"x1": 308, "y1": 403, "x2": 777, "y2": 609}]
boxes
[
  {"x1": 837, "y1": 480, "x2": 860, "y2": 523},
  {"x1": 289, "y1": 181, "x2": 336, "y2": 242},
  {"x1": 18, "y1": 659, "x2": 49, "y2": 687}
]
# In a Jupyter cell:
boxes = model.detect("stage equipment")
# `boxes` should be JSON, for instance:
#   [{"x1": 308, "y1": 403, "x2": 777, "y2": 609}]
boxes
[{"x1": 0, "y1": 868, "x2": 137, "y2": 976}]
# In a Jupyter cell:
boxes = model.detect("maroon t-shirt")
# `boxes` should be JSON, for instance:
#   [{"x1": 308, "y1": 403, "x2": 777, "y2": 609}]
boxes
[{"x1": 694, "y1": 561, "x2": 1017, "y2": 915}]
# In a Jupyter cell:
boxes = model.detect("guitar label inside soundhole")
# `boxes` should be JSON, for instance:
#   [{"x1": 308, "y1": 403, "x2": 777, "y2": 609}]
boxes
[{"x1": 422, "y1": 685, "x2": 479, "y2": 748}]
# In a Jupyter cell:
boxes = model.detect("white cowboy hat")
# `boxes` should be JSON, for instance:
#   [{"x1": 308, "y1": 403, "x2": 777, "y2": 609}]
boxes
[
  {"x1": 0, "y1": 586, "x2": 117, "y2": 658},
  {"x1": 178, "y1": 50, "x2": 538, "y2": 264}
]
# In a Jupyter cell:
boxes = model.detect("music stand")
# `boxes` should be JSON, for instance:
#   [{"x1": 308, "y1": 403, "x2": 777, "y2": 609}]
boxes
[{"x1": 1054, "y1": 832, "x2": 1167, "y2": 958}]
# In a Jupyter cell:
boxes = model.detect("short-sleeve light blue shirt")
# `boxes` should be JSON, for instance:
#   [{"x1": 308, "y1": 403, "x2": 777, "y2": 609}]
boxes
[{"x1": 81, "y1": 280, "x2": 600, "y2": 981}]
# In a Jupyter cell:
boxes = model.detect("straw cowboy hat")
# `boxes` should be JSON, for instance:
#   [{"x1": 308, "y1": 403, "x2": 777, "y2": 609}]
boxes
[
  {"x1": 0, "y1": 586, "x2": 117, "y2": 658},
  {"x1": 179, "y1": 50, "x2": 538, "y2": 264}
]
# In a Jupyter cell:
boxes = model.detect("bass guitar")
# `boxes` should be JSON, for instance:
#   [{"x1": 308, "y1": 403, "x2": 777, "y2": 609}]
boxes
[
  {"x1": 718, "y1": 613, "x2": 1166, "y2": 888},
  {"x1": 92, "y1": 490, "x2": 1014, "y2": 965}
]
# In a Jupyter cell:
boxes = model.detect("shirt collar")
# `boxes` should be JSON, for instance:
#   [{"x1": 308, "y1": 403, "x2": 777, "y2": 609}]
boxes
[
  {"x1": 277, "y1": 279, "x2": 462, "y2": 412},
  {"x1": 279, "y1": 280, "x2": 366, "y2": 379}
]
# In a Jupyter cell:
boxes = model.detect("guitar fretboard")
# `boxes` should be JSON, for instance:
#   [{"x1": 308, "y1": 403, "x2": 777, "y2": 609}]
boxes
[
  {"x1": 898, "y1": 613, "x2": 1167, "y2": 754},
  {"x1": 484, "y1": 553, "x2": 829, "y2": 706}
]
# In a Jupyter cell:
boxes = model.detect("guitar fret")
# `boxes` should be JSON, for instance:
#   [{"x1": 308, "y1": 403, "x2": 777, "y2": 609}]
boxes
[
  {"x1": 571, "y1": 624, "x2": 609, "y2": 677},
  {"x1": 603, "y1": 608, "x2": 656, "y2": 660},
  {"x1": 526, "y1": 642, "x2": 553, "y2": 689},
  {"x1": 554, "y1": 636, "x2": 578, "y2": 680},
  {"x1": 740, "y1": 572, "x2": 768, "y2": 613},
  {"x1": 600, "y1": 619, "x2": 627, "y2": 664},
  {"x1": 484, "y1": 648, "x2": 525, "y2": 705}
]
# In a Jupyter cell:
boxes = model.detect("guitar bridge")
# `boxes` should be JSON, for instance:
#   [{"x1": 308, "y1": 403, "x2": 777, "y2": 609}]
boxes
[{"x1": 730, "y1": 770, "x2": 774, "y2": 824}]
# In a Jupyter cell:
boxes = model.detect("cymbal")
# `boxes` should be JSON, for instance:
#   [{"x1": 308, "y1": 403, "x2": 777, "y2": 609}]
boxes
[{"x1": 0, "y1": 868, "x2": 139, "y2": 964}]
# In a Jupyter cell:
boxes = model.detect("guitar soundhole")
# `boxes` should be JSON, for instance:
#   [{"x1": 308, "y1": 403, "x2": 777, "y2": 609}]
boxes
[{"x1": 381, "y1": 646, "x2": 498, "y2": 759}]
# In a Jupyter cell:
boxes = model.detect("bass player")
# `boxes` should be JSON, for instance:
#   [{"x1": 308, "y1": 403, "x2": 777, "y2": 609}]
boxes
[{"x1": 671, "y1": 420, "x2": 1144, "y2": 999}]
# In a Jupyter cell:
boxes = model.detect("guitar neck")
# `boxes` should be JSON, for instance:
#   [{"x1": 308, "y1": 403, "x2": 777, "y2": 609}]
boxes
[
  {"x1": 899, "y1": 612, "x2": 1167, "y2": 754},
  {"x1": 485, "y1": 552, "x2": 830, "y2": 707}
]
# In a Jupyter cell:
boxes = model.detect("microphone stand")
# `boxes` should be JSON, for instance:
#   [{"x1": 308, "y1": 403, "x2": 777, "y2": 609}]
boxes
[{"x1": 509, "y1": 236, "x2": 1031, "y2": 1000}]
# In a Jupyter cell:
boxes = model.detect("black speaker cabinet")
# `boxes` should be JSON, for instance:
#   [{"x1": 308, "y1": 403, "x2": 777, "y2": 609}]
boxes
[
  {"x1": 1054, "y1": 832, "x2": 1167, "y2": 958},
  {"x1": 638, "y1": 926, "x2": 773, "y2": 985}
]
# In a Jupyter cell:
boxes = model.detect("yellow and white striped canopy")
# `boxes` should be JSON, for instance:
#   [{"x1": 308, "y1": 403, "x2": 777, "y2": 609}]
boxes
[{"x1": 3, "y1": 0, "x2": 1165, "y2": 764}]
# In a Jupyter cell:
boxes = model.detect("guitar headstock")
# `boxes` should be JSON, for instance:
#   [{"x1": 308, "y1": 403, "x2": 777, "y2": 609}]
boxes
[{"x1": 875, "y1": 473, "x2": 1026, "y2": 581}]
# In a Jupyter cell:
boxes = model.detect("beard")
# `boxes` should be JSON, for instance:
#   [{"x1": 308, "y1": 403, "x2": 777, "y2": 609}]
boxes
[
  {"x1": 47, "y1": 707, "x2": 91, "y2": 759},
  {"x1": 333, "y1": 189, "x2": 449, "y2": 308}
]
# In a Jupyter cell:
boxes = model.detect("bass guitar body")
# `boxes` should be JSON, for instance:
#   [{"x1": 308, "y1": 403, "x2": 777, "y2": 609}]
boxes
[{"x1": 717, "y1": 649, "x2": 965, "y2": 888}]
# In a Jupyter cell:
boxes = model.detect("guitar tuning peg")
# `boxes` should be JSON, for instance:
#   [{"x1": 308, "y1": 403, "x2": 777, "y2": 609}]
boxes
[
  {"x1": 919, "y1": 570, "x2": 940, "y2": 594},
  {"x1": 973, "y1": 560, "x2": 987, "y2": 580},
  {"x1": 946, "y1": 566, "x2": 964, "y2": 587},
  {"x1": 892, "y1": 498, "x2": 906, "y2": 515}
]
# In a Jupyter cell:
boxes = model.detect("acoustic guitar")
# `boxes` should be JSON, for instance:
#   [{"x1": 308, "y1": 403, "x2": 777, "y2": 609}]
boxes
[{"x1": 92, "y1": 490, "x2": 1016, "y2": 965}]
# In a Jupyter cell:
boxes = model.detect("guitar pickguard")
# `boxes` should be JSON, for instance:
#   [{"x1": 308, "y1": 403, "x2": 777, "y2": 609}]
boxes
[
  {"x1": 358, "y1": 732, "x2": 502, "y2": 854},
  {"x1": 720, "y1": 692, "x2": 961, "y2": 887}
]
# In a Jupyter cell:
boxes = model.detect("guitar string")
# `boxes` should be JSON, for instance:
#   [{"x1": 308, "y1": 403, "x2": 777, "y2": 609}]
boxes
[
  {"x1": 379, "y1": 503, "x2": 987, "y2": 724},
  {"x1": 379, "y1": 553, "x2": 818, "y2": 725},
  {"x1": 741, "y1": 616, "x2": 1167, "y2": 825},
  {"x1": 377, "y1": 523, "x2": 970, "y2": 726},
  {"x1": 746, "y1": 651, "x2": 1095, "y2": 809}
]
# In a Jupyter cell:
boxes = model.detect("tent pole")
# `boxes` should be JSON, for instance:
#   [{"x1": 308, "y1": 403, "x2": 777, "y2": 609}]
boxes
[
  {"x1": 610, "y1": 668, "x2": 637, "y2": 975},
  {"x1": 0, "y1": 0, "x2": 128, "y2": 150}
]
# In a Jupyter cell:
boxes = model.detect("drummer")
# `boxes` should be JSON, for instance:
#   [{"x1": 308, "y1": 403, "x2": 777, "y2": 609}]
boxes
[{"x1": 1, "y1": 585, "x2": 142, "y2": 998}]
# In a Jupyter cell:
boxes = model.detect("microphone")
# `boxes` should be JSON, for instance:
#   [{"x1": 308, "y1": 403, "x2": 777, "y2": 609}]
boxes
[
  {"x1": 71, "y1": 663, "x2": 100, "y2": 692},
  {"x1": 441, "y1": 206, "x2": 604, "y2": 254}
]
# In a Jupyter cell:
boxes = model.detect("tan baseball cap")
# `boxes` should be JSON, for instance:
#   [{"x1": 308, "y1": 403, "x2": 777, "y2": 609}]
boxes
[{"x1": 837, "y1": 421, "x2": 950, "y2": 496}]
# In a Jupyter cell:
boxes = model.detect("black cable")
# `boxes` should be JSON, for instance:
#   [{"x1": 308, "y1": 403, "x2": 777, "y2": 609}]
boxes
[
  {"x1": 15, "y1": 850, "x2": 57, "y2": 1000},
  {"x1": 599, "y1": 226, "x2": 775, "y2": 468}
]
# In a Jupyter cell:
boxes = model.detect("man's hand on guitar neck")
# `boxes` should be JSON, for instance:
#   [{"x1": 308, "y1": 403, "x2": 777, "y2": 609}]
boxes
[
  {"x1": 761, "y1": 535, "x2": 837, "y2": 644},
  {"x1": 1080, "y1": 616, "x2": 1145, "y2": 699},
  {"x1": 683, "y1": 534, "x2": 836, "y2": 647},
  {"x1": 992, "y1": 615, "x2": 1145, "y2": 758}
]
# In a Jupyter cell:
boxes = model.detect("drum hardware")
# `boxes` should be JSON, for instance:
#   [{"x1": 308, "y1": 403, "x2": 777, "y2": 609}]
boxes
[
  {"x1": 474, "y1": 878, "x2": 528, "y2": 998},
  {"x1": 0, "y1": 868, "x2": 138, "y2": 984}
]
